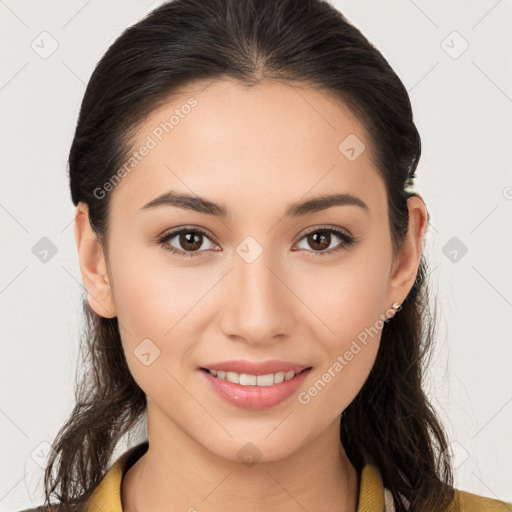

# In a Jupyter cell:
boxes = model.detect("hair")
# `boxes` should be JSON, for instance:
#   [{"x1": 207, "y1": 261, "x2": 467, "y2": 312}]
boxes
[{"x1": 41, "y1": 0, "x2": 456, "y2": 511}]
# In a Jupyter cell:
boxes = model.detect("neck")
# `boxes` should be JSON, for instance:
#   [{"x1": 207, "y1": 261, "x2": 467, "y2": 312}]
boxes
[{"x1": 121, "y1": 409, "x2": 359, "y2": 512}]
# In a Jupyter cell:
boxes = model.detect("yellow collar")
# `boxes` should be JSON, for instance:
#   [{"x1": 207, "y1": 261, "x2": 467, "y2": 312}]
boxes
[{"x1": 85, "y1": 442, "x2": 386, "y2": 512}]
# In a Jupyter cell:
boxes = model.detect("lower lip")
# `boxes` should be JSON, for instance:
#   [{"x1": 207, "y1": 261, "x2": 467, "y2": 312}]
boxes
[{"x1": 199, "y1": 368, "x2": 312, "y2": 410}]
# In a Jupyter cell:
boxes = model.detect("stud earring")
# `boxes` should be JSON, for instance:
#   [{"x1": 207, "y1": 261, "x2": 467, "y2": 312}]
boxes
[{"x1": 385, "y1": 301, "x2": 402, "y2": 323}]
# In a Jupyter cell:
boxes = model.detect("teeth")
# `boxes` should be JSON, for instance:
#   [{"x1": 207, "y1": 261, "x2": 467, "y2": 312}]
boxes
[
  {"x1": 285, "y1": 370, "x2": 296, "y2": 381},
  {"x1": 274, "y1": 371, "x2": 285, "y2": 384},
  {"x1": 226, "y1": 371, "x2": 239, "y2": 384},
  {"x1": 207, "y1": 369, "x2": 298, "y2": 386},
  {"x1": 240, "y1": 373, "x2": 257, "y2": 385}
]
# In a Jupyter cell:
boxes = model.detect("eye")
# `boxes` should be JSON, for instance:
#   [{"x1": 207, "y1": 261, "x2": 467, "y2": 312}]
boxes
[
  {"x1": 158, "y1": 227, "x2": 219, "y2": 257},
  {"x1": 158, "y1": 225, "x2": 357, "y2": 258},
  {"x1": 294, "y1": 226, "x2": 356, "y2": 257}
]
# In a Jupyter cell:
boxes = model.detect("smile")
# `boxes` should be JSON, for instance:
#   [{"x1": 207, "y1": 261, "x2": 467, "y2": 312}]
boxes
[
  {"x1": 199, "y1": 367, "x2": 313, "y2": 410},
  {"x1": 204, "y1": 368, "x2": 301, "y2": 386}
]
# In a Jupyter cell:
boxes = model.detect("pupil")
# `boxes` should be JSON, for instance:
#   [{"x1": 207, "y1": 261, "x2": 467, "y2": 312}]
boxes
[
  {"x1": 182, "y1": 232, "x2": 201, "y2": 250},
  {"x1": 310, "y1": 231, "x2": 330, "y2": 250}
]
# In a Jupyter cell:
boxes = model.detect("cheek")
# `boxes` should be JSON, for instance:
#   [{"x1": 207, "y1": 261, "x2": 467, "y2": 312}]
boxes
[
  {"x1": 292, "y1": 239, "x2": 392, "y2": 341},
  {"x1": 108, "y1": 241, "x2": 213, "y2": 336},
  {"x1": 295, "y1": 322, "x2": 382, "y2": 435},
  {"x1": 295, "y1": 238, "x2": 391, "y2": 407},
  {"x1": 299, "y1": 312, "x2": 383, "y2": 420},
  {"x1": 106, "y1": 246, "x2": 220, "y2": 385}
]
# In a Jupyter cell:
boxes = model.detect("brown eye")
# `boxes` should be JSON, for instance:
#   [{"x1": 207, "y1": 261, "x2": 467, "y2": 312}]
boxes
[
  {"x1": 178, "y1": 232, "x2": 203, "y2": 251},
  {"x1": 306, "y1": 230, "x2": 331, "y2": 251},
  {"x1": 295, "y1": 227, "x2": 355, "y2": 256},
  {"x1": 159, "y1": 227, "x2": 218, "y2": 257}
]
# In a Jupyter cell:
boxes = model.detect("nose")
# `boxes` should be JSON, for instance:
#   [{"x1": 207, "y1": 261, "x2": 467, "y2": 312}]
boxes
[{"x1": 219, "y1": 243, "x2": 295, "y2": 346}]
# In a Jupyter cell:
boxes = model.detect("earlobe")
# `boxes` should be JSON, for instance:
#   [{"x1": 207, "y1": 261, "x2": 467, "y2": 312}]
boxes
[
  {"x1": 73, "y1": 203, "x2": 117, "y2": 319},
  {"x1": 387, "y1": 195, "x2": 429, "y2": 304}
]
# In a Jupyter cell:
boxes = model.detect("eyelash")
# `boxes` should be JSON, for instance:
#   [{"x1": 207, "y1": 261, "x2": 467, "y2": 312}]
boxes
[{"x1": 157, "y1": 225, "x2": 356, "y2": 258}]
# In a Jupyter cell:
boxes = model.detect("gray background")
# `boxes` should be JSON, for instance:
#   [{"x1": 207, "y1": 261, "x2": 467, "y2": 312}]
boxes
[{"x1": 1, "y1": 0, "x2": 511, "y2": 510}]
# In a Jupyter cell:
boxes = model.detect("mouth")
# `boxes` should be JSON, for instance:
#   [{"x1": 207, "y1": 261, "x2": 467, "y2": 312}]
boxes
[
  {"x1": 199, "y1": 366, "x2": 312, "y2": 387},
  {"x1": 199, "y1": 366, "x2": 314, "y2": 410}
]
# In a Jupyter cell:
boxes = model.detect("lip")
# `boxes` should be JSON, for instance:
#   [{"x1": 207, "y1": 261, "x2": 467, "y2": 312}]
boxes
[
  {"x1": 199, "y1": 366, "x2": 313, "y2": 410},
  {"x1": 200, "y1": 359, "x2": 311, "y2": 376}
]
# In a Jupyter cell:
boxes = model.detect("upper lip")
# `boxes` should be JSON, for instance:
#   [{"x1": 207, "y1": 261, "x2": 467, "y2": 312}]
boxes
[{"x1": 200, "y1": 360, "x2": 312, "y2": 376}]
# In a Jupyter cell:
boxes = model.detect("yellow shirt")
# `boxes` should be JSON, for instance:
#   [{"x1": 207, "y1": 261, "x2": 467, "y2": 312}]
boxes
[{"x1": 24, "y1": 441, "x2": 512, "y2": 512}]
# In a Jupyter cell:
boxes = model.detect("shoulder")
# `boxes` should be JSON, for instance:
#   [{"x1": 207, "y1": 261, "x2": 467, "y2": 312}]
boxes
[
  {"x1": 17, "y1": 506, "x2": 61, "y2": 512},
  {"x1": 450, "y1": 489, "x2": 512, "y2": 512},
  {"x1": 383, "y1": 488, "x2": 512, "y2": 512}
]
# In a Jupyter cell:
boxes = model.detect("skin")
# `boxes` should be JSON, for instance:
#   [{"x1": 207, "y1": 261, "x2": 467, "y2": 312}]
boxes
[{"x1": 74, "y1": 79, "x2": 428, "y2": 512}]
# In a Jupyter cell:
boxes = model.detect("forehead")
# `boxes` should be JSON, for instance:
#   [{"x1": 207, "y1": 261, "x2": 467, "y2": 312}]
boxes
[{"x1": 108, "y1": 79, "x2": 386, "y2": 220}]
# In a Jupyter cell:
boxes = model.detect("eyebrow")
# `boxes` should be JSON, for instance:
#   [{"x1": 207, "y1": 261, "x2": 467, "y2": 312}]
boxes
[{"x1": 140, "y1": 190, "x2": 369, "y2": 218}]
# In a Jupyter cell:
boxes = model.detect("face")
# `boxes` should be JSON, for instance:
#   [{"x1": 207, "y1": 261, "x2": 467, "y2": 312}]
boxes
[{"x1": 75, "y1": 79, "x2": 424, "y2": 463}]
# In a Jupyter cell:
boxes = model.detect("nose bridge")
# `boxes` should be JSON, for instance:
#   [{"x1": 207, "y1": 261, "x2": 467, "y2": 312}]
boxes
[{"x1": 222, "y1": 235, "x2": 291, "y2": 343}]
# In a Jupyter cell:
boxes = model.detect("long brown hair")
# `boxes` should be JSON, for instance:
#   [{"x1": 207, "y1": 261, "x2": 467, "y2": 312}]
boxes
[{"x1": 43, "y1": 1, "x2": 455, "y2": 510}]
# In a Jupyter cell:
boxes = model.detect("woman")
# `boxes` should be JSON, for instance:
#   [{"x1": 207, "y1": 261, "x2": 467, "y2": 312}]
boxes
[{"x1": 22, "y1": 0, "x2": 511, "y2": 511}]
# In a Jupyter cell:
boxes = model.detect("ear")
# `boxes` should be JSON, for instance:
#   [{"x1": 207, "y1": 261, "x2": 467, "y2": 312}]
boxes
[
  {"x1": 73, "y1": 202, "x2": 117, "y2": 318},
  {"x1": 386, "y1": 195, "x2": 429, "y2": 308}
]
